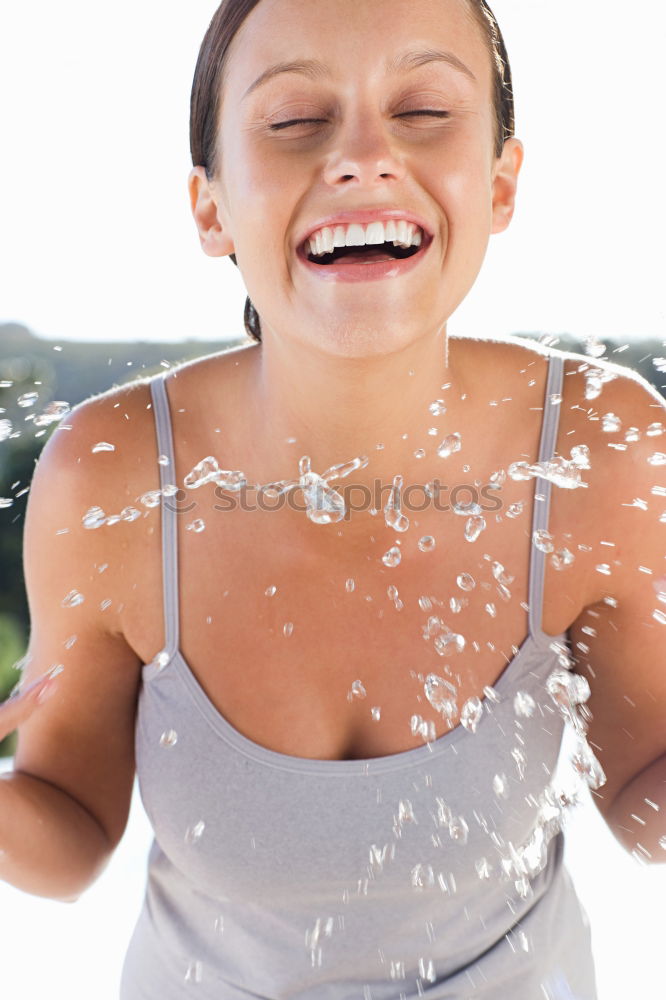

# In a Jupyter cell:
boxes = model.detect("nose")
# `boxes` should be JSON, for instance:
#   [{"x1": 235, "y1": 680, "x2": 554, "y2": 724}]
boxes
[{"x1": 322, "y1": 111, "x2": 407, "y2": 188}]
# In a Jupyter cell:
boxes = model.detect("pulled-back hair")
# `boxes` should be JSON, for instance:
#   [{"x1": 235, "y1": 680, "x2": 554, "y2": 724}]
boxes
[{"x1": 190, "y1": 0, "x2": 515, "y2": 343}]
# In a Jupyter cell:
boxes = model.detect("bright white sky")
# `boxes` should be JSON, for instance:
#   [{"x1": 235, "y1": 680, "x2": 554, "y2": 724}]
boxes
[{"x1": 0, "y1": 0, "x2": 664, "y2": 345}]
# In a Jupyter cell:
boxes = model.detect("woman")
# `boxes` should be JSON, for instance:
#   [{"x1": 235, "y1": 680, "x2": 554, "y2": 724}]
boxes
[{"x1": 1, "y1": 0, "x2": 664, "y2": 997}]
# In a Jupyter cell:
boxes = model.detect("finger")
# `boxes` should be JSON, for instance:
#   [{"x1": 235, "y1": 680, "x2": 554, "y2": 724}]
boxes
[{"x1": 0, "y1": 668, "x2": 63, "y2": 740}]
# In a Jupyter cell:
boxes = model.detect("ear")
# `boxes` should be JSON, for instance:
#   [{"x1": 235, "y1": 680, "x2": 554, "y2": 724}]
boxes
[
  {"x1": 188, "y1": 166, "x2": 235, "y2": 258},
  {"x1": 490, "y1": 138, "x2": 524, "y2": 235}
]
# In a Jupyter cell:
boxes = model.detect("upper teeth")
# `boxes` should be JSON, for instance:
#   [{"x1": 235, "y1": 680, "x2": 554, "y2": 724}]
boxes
[{"x1": 307, "y1": 221, "x2": 423, "y2": 257}]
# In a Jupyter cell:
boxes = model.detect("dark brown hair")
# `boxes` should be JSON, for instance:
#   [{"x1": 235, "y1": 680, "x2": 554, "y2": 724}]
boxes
[{"x1": 190, "y1": 0, "x2": 515, "y2": 343}]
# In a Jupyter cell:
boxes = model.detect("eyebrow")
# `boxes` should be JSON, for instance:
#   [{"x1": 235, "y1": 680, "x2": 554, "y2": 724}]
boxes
[{"x1": 242, "y1": 47, "x2": 477, "y2": 101}]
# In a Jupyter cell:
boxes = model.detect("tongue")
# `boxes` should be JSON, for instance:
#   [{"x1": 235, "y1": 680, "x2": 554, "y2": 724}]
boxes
[{"x1": 332, "y1": 248, "x2": 397, "y2": 264}]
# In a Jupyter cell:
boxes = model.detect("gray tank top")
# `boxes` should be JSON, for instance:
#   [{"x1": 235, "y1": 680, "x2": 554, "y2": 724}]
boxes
[{"x1": 121, "y1": 351, "x2": 598, "y2": 1000}]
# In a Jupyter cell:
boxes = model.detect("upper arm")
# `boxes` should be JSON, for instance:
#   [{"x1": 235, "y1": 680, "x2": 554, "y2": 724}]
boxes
[
  {"x1": 567, "y1": 366, "x2": 666, "y2": 817},
  {"x1": 13, "y1": 389, "x2": 147, "y2": 850}
]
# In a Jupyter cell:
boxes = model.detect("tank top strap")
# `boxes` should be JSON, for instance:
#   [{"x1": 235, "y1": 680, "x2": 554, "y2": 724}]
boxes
[
  {"x1": 528, "y1": 353, "x2": 565, "y2": 643},
  {"x1": 149, "y1": 374, "x2": 180, "y2": 657}
]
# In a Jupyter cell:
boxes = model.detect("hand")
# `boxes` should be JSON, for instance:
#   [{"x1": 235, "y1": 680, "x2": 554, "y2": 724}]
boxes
[{"x1": 0, "y1": 666, "x2": 64, "y2": 743}]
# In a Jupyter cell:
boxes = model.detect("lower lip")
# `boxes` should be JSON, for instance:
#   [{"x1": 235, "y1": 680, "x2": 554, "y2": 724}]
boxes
[{"x1": 296, "y1": 239, "x2": 431, "y2": 283}]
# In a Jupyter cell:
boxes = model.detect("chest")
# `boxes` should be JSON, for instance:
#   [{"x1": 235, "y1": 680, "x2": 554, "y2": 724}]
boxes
[{"x1": 122, "y1": 449, "x2": 594, "y2": 762}]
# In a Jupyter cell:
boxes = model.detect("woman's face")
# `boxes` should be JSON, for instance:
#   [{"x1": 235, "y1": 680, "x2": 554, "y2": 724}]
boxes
[{"x1": 204, "y1": 0, "x2": 522, "y2": 358}]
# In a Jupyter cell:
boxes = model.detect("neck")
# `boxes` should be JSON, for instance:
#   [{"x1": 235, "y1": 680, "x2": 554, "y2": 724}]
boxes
[{"x1": 242, "y1": 327, "x2": 472, "y2": 499}]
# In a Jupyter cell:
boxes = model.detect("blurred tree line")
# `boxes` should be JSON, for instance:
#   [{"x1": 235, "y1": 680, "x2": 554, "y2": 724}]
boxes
[{"x1": 0, "y1": 323, "x2": 664, "y2": 756}]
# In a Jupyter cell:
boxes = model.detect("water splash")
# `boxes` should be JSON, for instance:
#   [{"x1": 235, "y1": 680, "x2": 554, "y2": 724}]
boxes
[
  {"x1": 424, "y1": 675, "x2": 458, "y2": 724},
  {"x1": 382, "y1": 546, "x2": 402, "y2": 568},
  {"x1": 508, "y1": 449, "x2": 590, "y2": 490},
  {"x1": 460, "y1": 697, "x2": 483, "y2": 733},
  {"x1": 17, "y1": 392, "x2": 39, "y2": 408},
  {"x1": 384, "y1": 474, "x2": 410, "y2": 533},
  {"x1": 437, "y1": 433, "x2": 462, "y2": 459},
  {"x1": 61, "y1": 590, "x2": 84, "y2": 608},
  {"x1": 185, "y1": 456, "x2": 247, "y2": 492},
  {"x1": 465, "y1": 516, "x2": 486, "y2": 542},
  {"x1": 34, "y1": 401, "x2": 70, "y2": 428}
]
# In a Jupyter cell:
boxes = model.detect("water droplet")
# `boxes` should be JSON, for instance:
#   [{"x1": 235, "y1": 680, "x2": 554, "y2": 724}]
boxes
[
  {"x1": 384, "y1": 474, "x2": 410, "y2": 533},
  {"x1": 533, "y1": 529, "x2": 554, "y2": 553},
  {"x1": 64, "y1": 634, "x2": 78, "y2": 650},
  {"x1": 33, "y1": 401, "x2": 70, "y2": 427},
  {"x1": 150, "y1": 650, "x2": 170, "y2": 671},
  {"x1": 410, "y1": 864, "x2": 435, "y2": 891},
  {"x1": 570, "y1": 738, "x2": 606, "y2": 790},
  {"x1": 140, "y1": 490, "x2": 162, "y2": 509},
  {"x1": 448, "y1": 814, "x2": 469, "y2": 843},
  {"x1": 483, "y1": 685, "x2": 501, "y2": 703},
  {"x1": 429, "y1": 400, "x2": 447, "y2": 416},
  {"x1": 184, "y1": 960, "x2": 203, "y2": 984},
  {"x1": 345, "y1": 578, "x2": 355, "y2": 593},
  {"x1": 658, "y1": 836, "x2": 666, "y2": 850},
  {"x1": 371, "y1": 706, "x2": 381, "y2": 721},
  {"x1": 437, "y1": 433, "x2": 461, "y2": 459},
  {"x1": 453, "y1": 499, "x2": 482, "y2": 517},
  {"x1": 283, "y1": 622, "x2": 294, "y2": 637},
  {"x1": 456, "y1": 573, "x2": 476, "y2": 592},
  {"x1": 61, "y1": 590, "x2": 84, "y2": 608},
  {"x1": 184, "y1": 457, "x2": 222, "y2": 489},
  {"x1": 160, "y1": 730, "x2": 178, "y2": 748},
  {"x1": 382, "y1": 546, "x2": 402, "y2": 568},
  {"x1": 506, "y1": 501, "x2": 524, "y2": 519},
  {"x1": 100, "y1": 599, "x2": 112, "y2": 612},
  {"x1": 0, "y1": 497, "x2": 13, "y2": 509},
  {"x1": 187, "y1": 519, "x2": 206, "y2": 534},
  {"x1": 158, "y1": 454, "x2": 170, "y2": 467},
  {"x1": 652, "y1": 609, "x2": 666, "y2": 625},
  {"x1": 625, "y1": 426, "x2": 641, "y2": 443},
  {"x1": 418, "y1": 957, "x2": 437, "y2": 983},
  {"x1": 413, "y1": 449, "x2": 426, "y2": 459},
  {"x1": 349, "y1": 680, "x2": 367, "y2": 700},
  {"x1": 475, "y1": 856, "x2": 492, "y2": 879},
  {"x1": 433, "y1": 631, "x2": 465, "y2": 657},
  {"x1": 551, "y1": 548, "x2": 575, "y2": 571},
  {"x1": 265, "y1": 585, "x2": 277, "y2": 597},
  {"x1": 17, "y1": 392, "x2": 39, "y2": 408},
  {"x1": 83, "y1": 506, "x2": 107, "y2": 530},
  {"x1": 214, "y1": 915, "x2": 225, "y2": 935},
  {"x1": 485, "y1": 603, "x2": 497, "y2": 618},
  {"x1": 121, "y1": 506, "x2": 141, "y2": 523},
  {"x1": 464, "y1": 516, "x2": 486, "y2": 542},
  {"x1": 595, "y1": 563, "x2": 612, "y2": 576},
  {"x1": 648, "y1": 452, "x2": 666, "y2": 467},
  {"x1": 185, "y1": 820, "x2": 206, "y2": 845},
  {"x1": 398, "y1": 799, "x2": 417, "y2": 824},
  {"x1": 92, "y1": 442, "x2": 115, "y2": 453},
  {"x1": 389, "y1": 958, "x2": 407, "y2": 979},
  {"x1": 424, "y1": 674, "x2": 457, "y2": 721},
  {"x1": 460, "y1": 697, "x2": 483, "y2": 733},
  {"x1": 0, "y1": 418, "x2": 13, "y2": 442},
  {"x1": 514, "y1": 691, "x2": 536, "y2": 717},
  {"x1": 647, "y1": 422, "x2": 664, "y2": 437},
  {"x1": 602, "y1": 412, "x2": 622, "y2": 433},
  {"x1": 511, "y1": 747, "x2": 527, "y2": 780},
  {"x1": 493, "y1": 773, "x2": 509, "y2": 798}
]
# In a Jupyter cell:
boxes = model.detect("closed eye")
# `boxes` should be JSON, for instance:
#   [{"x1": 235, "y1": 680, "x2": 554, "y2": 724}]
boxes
[
  {"x1": 269, "y1": 111, "x2": 451, "y2": 131},
  {"x1": 399, "y1": 110, "x2": 451, "y2": 119}
]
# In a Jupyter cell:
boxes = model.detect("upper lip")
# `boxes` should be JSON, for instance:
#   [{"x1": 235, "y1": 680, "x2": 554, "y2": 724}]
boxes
[{"x1": 296, "y1": 209, "x2": 434, "y2": 251}]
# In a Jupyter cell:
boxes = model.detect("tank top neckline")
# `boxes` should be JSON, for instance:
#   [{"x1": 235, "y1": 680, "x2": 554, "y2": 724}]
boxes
[{"x1": 146, "y1": 350, "x2": 568, "y2": 775}]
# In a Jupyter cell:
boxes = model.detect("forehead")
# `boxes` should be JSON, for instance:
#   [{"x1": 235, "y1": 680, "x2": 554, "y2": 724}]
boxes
[{"x1": 223, "y1": 0, "x2": 489, "y2": 98}]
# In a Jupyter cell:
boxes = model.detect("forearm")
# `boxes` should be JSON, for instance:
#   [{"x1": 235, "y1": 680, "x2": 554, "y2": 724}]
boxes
[
  {"x1": 0, "y1": 769, "x2": 112, "y2": 902},
  {"x1": 603, "y1": 754, "x2": 666, "y2": 865}
]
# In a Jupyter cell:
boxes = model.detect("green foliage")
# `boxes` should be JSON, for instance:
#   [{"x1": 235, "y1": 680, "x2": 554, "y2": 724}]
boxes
[{"x1": 0, "y1": 612, "x2": 27, "y2": 757}]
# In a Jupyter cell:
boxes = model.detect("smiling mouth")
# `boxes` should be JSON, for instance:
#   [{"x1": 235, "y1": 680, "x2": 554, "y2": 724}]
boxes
[{"x1": 304, "y1": 242, "x2": 423, "y2": 266}]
